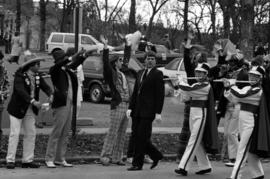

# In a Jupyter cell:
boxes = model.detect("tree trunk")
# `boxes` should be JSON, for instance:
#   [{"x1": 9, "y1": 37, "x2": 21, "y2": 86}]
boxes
[
  {"x1": 223, "y1": 8, "x2": 230, "y2": 38},
  {"x1": 129, "y1": 0, "x2": 136, "y2": 33},
  {"x1": 195, "y1": 25, "x2": 202, "y2": 43},
  {"x1": 147, "y1": 14, "x2": 155, "y2": 39},
  {"x1": 15, "y1": 0, "x2": 21, "y2": 33},
  {"x1": 240, "y1": 0, "x2": 254, "y2": 59},
  {"x1": 268, "y1": 5, "x2": 270, "y2": 53},
  {"x1": 39, "y1": 0, "x2": 47, "y2": 51},
  {"x1": 210, "y1": 7, "x2": 216, "y2": 39},
  {"x1": 183, "y1": 0, "x2": 189, "y2": 37}
]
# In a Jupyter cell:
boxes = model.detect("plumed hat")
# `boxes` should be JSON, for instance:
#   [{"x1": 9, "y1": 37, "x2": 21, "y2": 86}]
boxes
[
  {"x1": 195, "y1": 63, "x2": 210, "y2": 74},
  {"x1": 248, "y1": 66, "x2": 265, "y2": 77}
]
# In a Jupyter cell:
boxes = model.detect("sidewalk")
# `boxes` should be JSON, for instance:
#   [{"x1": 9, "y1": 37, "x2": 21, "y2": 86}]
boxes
[
  {"x1": 0, "y1": 161, "x2": 269, "y2": 179},
  {"x1": 1, "y1": 126, "x2": 225, "y2": 135}
]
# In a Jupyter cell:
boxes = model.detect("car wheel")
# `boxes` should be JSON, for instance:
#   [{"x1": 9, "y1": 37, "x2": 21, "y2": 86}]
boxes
[{"x1": 89, "y1": 84, "x2": 104, "y2": 103}]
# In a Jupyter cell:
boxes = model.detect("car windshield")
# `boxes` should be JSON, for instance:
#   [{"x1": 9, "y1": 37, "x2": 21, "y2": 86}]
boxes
[
  {"x1": 128, "y1": 57, "x2": 143, "y2": 71},
  {"x1": 155, "y1": 45, "x2": 167, "y2": 53},
  {"x1": 164, "y1": 58, "x2": 181, "y2": 70}
]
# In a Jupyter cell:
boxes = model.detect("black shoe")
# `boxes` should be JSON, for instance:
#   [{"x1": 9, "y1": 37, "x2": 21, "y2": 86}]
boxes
[
  {"x1": 252, "y1": 176, "x2": 264, "y2": 179},
  {"x1": 195, "y1": 168, "x2": 212, "y2": 175},
  {"x1": 150, "y1": 159, "x2": 161, "y2": 169},
  {"x1": 174, "y1": 168, "x2": 188, "y2": 176},
  {"x1": 6, "y1": 162, "x2": 15, "y2": 169},
  {"x1": 127, "y1": 166, "x2": 142, "y2": 171},
  {"x1": 21, "y1": 162, "x2": 40, "y2": 168}
]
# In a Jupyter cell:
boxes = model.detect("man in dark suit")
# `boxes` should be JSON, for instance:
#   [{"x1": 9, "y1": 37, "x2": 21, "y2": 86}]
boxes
[
  {"x1": 6, "y1": 56, "x2": 53, "y2": 169},
  {"x1": 45, "y1": 48, "x2": 96, "y2": 168},
  {"x1": 126, "y1": 51, "x2": 165, "y2": 171}
]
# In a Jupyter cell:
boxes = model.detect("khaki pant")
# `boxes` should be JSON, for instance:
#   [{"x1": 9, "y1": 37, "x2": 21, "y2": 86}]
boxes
[
  {"x1": 6, "y1": 108, "x2": 36, "y2": 163},
  {"x1": 45, "y1": 99, "x2": 73, "y2": 162}
]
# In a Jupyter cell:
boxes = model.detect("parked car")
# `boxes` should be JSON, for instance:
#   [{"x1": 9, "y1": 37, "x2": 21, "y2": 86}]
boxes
[
  {"x1": 46, "y1": 32, "x2": 113, "y2": 54},
  {"x1": 38, "y1": 53, "x2": 144, "y2": 103},
  {"x1": 135, "y1": 44, "x2": 182, "y2": 67}
]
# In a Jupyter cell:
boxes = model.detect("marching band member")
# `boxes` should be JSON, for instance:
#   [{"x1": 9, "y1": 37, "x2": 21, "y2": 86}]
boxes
[
  {"x1": 216, "y1": 50, "x2": 249, "y2": 167},
  {"x1": 174, "y1": 62, "x2": 218, "y2": 176},
  {"x1": 224, "y1": 65, "x2": 270, "y2": 179}
]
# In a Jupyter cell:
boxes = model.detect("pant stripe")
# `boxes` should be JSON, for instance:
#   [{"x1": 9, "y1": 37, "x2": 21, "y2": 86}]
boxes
[
  {"x1": 183, "y1": 108, "x2": 205, "y2": 169},
  {"x1": 234, "y1": 135, "x2": 252, "y2": 178}
]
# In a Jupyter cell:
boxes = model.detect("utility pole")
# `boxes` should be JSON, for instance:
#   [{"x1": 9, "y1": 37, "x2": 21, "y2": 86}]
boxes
[{"x1": 74, "y1": 0, "x2": 79, "y2": 52}]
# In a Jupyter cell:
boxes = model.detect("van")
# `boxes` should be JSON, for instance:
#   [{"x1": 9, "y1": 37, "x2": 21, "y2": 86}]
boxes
[{"x1": 46, "y1": 32, "x2": 112, "y2": 54}]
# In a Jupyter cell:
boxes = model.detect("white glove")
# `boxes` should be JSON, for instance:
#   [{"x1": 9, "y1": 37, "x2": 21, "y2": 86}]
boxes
[
  {"x1": 223, "y1": 78, "x2": 236, "y2": 87},
  {"x1": 155, "y1": 114, "x2": 162, "y2": 123},
  {"x1": 126, "y1": 109, "x2": 132, "y2": 119}
]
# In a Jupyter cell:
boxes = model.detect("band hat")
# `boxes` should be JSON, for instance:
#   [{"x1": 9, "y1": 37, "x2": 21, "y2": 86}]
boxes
[
  {"x1": 195, "y1": 63, "x2": 210, "y2": 74},
  {"x1": 248, "y1": 66, "x2": 265, "y2": 77}
]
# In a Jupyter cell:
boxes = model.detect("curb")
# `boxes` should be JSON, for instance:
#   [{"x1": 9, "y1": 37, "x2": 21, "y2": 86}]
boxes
[{"x1": 0, "y1": 154, "x2": 222, "y2": 164}]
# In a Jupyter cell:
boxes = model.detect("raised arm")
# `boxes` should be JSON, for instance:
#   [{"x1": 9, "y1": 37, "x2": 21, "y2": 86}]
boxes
[{"x1": 183, "y1": 30, "x2": 196, "y2": 85}]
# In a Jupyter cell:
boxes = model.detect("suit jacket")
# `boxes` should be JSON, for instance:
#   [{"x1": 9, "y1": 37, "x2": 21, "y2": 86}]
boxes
[
  {"x1": 7, "y1": 68, "x2": 52, "y2": 119},
  {"x1": 129, "y1": 67, "x2": 165, "y2": 119},
  {"x1": 50, "y1": 55, "x2": 87, "y2": 108}
]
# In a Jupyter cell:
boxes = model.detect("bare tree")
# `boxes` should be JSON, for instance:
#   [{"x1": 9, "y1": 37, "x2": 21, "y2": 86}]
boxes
[
  {"x1": 54, "y1": 0, "x2": 75, "y2": 32},
  {"x1": 239, "y1": 0, "x2": 254, "y2": 59},
  {"x1": 205, "y1": 0, "x2": 218, "y2": 39},
  {"x1": 146, "y1": 0, "x2": 170, "y2": 39},
  {"x1": 129, "y1": 0, "x2": 136, "y2": 33},
  {"x1": 39, "y1": 0, "x2": 50, "y2": 51},
  {"x1": 15, "y1": 0, "x2": 21, "y2": 32},
  {"x1": 183, "y1": 0, "x2": 189, "y2": 37},
  {"x1": 218, "y1": 0, "x2": 236, "y2": 38}
]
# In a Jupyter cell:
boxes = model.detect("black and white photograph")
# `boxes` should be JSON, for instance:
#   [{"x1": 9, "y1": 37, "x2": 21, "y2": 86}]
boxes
[{"x1": 0, "y1": 0, "x2": 270, "y2": 179}]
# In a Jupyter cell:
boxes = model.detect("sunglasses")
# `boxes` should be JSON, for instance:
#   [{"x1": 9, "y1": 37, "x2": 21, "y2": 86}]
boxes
[
  {"x1": 146, "y1": 57, "x2": 155, "y2": 61},
  {"x1": 118, "y1": 58, "x2": 124, "y2": 63}
]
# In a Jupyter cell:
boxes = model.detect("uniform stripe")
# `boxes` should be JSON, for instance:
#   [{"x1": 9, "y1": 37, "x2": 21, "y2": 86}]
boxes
[
  {"x1": 231, "y1": 87, "x2": 260, "y2": 98},
  {"x1": 178, "y1": 82, "x2": 209, "y2": 92},
  {"x1": 183, "y1": 108, "x2": 205, "y2": 169},
  {"x1": 234, "y1": 133, "x2": 252, "y2": 178}
]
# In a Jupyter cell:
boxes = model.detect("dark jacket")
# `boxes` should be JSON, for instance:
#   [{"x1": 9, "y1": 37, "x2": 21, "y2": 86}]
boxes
[
  {"x1": 7, "y1": 68, "x2": 52, "y2": 119},
  {"x1": 250, "y1": 92, "x2": 270, "y2": 158},
  {"x1": 50, "y1": 55, "x2": 86, "y2": 108},
  {"x1": 129, "y1": 67, "x2": 165, "y2": 119}
]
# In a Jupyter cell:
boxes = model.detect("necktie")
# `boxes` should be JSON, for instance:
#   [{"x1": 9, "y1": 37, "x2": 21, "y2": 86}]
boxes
[{"x1": 141, "y1": 69, "x2": 148, "y2": 82}]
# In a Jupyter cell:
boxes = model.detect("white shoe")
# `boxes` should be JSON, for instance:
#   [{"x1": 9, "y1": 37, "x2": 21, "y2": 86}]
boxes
[
  {"x1": 126, "y1": 157, "x2": 133, "y2": 164},
  {"x1": 225, "y1": 162, "x2": 234, "y2": 167},
  {"x1": 54, "y1": 160, "x2": 73, "y2": 167},
  {"x1": 144, "y1": 155, "x2": 153, "y2": 164},
  {"x1": 45, "y1": 161, "x2": 56, "y2": 168}
]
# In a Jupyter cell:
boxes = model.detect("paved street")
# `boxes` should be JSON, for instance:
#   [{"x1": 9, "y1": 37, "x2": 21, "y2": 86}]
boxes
[{"x1": 0, "y1": 161, "x2": 269, "y2": 179}]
